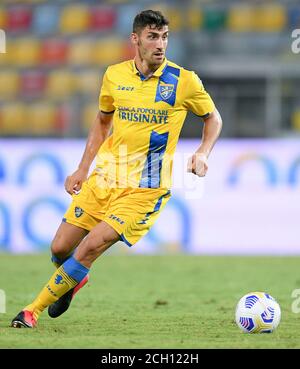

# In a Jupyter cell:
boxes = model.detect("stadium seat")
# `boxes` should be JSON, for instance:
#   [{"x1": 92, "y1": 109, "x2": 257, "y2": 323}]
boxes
[
  {"x1": 203, "y1": 7, "x2": 227, "y2": 31},
  {"x1": 76, "y1": 70, "x2": 102, "y2": 96},
  {"x1": 288, "y1": 6, "x2": 300, "y2": 30},
  {"x1": 227, "y1": 6, "x2": 256, "y2": 32},
  {"x1": 93, "y1": 38, "x2": 124, "y2": 66},
  {"x1": 82, "y1": 103, "x2": 98, "y2": 133},
  {"x1": 32, "y1": 5, "x2": 60, "y2": 36},
  {"x1": 21, "y1": 71, "x2": 46, "y2": 98},
  {"x1": 0, "y1": 71, "x2": 20, "y2": 100},
  {"x1": 0, "y1": 40, "x2": 11, "y2": 66},
  {"x1": 255, "y1": 5, "x2": 286, "y2": 32},
  {"x1": 0, "y1": 7, "x2": 7, "y2": 29},
  {"x1": 106, "y1": 0, "x2": 131, "y2": 3},
  {"x1": 60, "y1": 5, "x2": 89, "y2": 34},
  {"x1": 12, "y1": 38, "x2": 41, "y2": 67},
  {"x1": 27, "y1": 102, "x2": 56, "y2": 135},
  {"x1": 67, "y1": 39, "x2": 93, "y2": 66},
  {"x1": 89, "y1": 6, "x2": 116, "y2": 31},
  {"x1": 1, "y1": 103, "x2": 27, "y2": 135},
  {"x1": 122, "y1": 40, "x2": 135, "y2": 61},
  {"x1": 165, "y1": 8, "x2": 182, "y2": 32},
  {"x1": 7, "y1": 6, "x2": 32, "y2": 32},
  {"x1": 150, "y1": 5, "x2": 183, "y2": 31},
  {"x1": 46, "y1": 70, "x2": 75, "y2": 99},
  {"x1": 55, "y1": 103, "x2": 72, "y2": 134},
  {"x1": 41, "y1": 38, "x2": 68, "y2": 66},
  {"x1": 292, "y1": 109, "x2": 300, "y2": 131},
  {"x1": 187, "y1": 7, "x2": 203, "y2": 31},
  {"x1": 116, "y1": 4, "x2": 141, "y2": 35}
]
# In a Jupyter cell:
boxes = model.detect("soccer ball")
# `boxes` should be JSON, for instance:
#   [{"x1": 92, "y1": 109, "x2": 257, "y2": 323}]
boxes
[{"x1": 235, "y1": 292, "x2": 281, "y2": 333}]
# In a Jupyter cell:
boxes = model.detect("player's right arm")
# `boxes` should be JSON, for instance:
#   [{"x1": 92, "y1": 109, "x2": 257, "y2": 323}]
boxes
[
  {"x1": 65, "y1": 69, "x2": 115, "y2": 195},
  {"x1": 64, "y1": 111, "x2": 114, "y2": 195}
]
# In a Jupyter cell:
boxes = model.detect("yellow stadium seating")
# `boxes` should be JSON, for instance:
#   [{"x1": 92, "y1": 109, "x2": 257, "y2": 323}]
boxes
[
  {"x1": 149, "y1": 4, "x2": 182, "y2": 31},
  {"x1": 105, "y1": 0, "x2": 130, "y2": 3},
  {"x1": 46, "y1": 70, "x2": 75, "y2": 99},
  {"x1": 67, "y1": 39, "x2": 94, "y2": 66},
  {"x1": 93, "y1": 38, "x2": 124, "y2": 66},
  {"x1": 187, "y1": 7, "x2": 203, "y2": 31},
  {"x1": 0, "y1": 38, "x2": 12, "y2": 66},
  {"x1": 1, "y1": 103, "x2": 27, "y2": 135},
  {"x1": 292, "y1": 109, "x2": 300, "y2": 131},
  {"x1": 60, "y1": 5, "x2": 90, "y2": 34},
  {"x1": 82, "y1": 102, "x2": 98, "y2": 133},
  {"x1": 76, "y1": 70, "x2": 102, "y2": 96},
  {"x1": 227, "y1": 6, "x2": 256, "y2": 32},
  {"x1": 255, "y1": 5, "x2": 286, "y2": 32},
  {"x1": 0, "y1": 7, "x2": 7, "y2": 29},
  {"x1": 27, "y1": 102, "x2": 56, "y2": 135},
  {"x1": 0, "y1": 71, "x2": 20, "y2": 100},
  {"x1": 166, "y1": 8, "x2": 183, "y2": 32},
  {"x1": 12, "y1": 38, "x2": 41, "y2": 67}
]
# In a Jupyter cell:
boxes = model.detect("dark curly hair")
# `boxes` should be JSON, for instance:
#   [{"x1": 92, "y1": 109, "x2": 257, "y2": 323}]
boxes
[{"x1": 133, "y1": 10, "x2": 169, "y2": 34}]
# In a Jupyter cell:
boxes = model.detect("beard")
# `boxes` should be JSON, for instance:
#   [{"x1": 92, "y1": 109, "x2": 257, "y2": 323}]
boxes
[{"x1": 137, "y1": 41, "x2": 164, "y2": 67}]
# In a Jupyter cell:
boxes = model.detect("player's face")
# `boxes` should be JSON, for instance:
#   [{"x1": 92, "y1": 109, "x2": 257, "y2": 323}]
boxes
[{"x1": 135, "y1": 25, "x2": 169, "y2": 66}]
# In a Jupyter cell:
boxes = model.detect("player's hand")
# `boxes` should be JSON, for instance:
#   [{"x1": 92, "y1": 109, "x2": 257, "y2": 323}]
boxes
[
  {"x1": 64, "y1": 168, "x2": 88, "y2": 195},
  {"x1": 187, "y1": 153, "x2": 208, "y2": 177}
]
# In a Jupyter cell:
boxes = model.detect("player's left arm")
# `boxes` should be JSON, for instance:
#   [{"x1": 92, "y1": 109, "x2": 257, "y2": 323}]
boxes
[{"x1": 187, "y1": 108, "x2": 222, "y2": 177}]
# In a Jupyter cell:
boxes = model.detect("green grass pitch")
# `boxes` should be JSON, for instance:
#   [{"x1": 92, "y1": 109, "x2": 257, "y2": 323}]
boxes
[{"x1": 0, "y1": 253, "x2": 299, "y2": 348}]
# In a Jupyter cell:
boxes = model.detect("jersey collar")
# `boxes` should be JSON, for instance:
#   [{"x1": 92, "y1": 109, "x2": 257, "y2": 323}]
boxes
[{"x1": 132, "y1": 58, "x2": 168, "y2": 80}]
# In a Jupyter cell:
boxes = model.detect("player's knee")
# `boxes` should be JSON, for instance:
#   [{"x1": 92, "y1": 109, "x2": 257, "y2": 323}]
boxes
[{"x1": 50, "y1": 238, "x2": 67, "y2": 259}]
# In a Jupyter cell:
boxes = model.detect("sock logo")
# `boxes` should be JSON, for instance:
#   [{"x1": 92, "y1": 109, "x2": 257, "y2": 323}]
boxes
[
  {"x1": 75, "y1": 206, "x2": 84, "y2": 218},
  {"x1": 54, "y1": 274, "x2": 65, "y2": 285},
  {"x1": 47, "y1": 285, "x2": 58, "y2": 297}
]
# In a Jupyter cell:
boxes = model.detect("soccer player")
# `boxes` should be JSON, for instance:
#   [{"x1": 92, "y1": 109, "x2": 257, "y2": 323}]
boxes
[{"x1": 11, "y1": 10, "x2": 222, "y2": 328}]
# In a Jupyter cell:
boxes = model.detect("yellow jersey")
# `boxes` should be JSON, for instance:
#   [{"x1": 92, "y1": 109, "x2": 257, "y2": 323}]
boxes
[{"x1": 97, "y1": 58, "x2": 215, "y2": 189}]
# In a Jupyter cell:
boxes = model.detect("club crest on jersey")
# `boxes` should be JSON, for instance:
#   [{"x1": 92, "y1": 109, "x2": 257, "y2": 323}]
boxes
[
  {"x1": 159, "y1": 84, "x2": 174, "y2": 100},
  {"x1": 75, "y1": 206, "x2": 84, "y2": 218}
]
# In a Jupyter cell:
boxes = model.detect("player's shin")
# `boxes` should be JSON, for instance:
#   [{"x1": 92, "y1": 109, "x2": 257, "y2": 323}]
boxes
[{"x1": 24, "y1": 256, "x2": 89, "y2": 321}]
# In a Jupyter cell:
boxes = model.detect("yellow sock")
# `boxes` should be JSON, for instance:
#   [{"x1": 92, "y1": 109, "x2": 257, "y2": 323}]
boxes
[
  {"x1": 24, "y1": 266, "x2": 77, "y2": 321},
  {"x1": 25, "y1": 256, "x2": 89, "y2": 321}
]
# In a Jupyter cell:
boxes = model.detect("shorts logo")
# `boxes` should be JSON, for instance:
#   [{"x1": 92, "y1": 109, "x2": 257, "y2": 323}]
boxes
[
  {"x1": 159, "y1": 84, "x2": 174, "y2": 100},
  {"x1": 75, "y1": 206, "x2": 84, "y2": 218},
  {"x1": 109, "y1": 214, "x2": 125, "y2": 225}
]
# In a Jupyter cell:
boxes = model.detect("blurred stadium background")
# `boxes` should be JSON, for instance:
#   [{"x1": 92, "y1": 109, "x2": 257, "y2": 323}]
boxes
[{"x1": 0, "y1": 0, "x2": 299, "y2": 255}]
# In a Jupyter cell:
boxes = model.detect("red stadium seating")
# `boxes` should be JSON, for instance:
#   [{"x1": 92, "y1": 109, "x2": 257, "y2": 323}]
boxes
[
  {"x1": 122, "y1": 40, "x2": 135, "y2": 61},
  {"x1": 55, "y1": 103, "x2": 72, "y2": 134},
  {"x1": 89, "y1": 6, "x2": 116, "y2": 31},
  {"x1": 41, "y1": 39, "x2": 69, "y2": 66},
  {"x1": 7, "y1": 6, "x2": 32, "y2": 32},
  {"x1": 21, "y1": 71, "x2": 46, "y2": 98}
]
